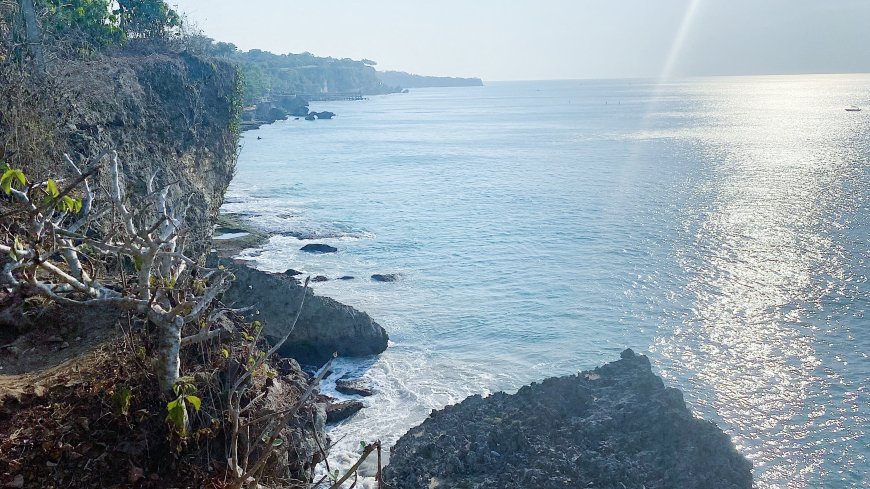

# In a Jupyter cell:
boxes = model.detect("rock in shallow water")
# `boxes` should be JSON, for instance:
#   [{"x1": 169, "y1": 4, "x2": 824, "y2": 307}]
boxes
[
  {"x1": 326, "y1": 400, "x2": 365, "y2": 423},
  {"x1": 385, "y1": 349, "x2": 752, "y2": 489},
  {"x1": 371, "y1": 273, "x2": 401, "y2": 282},
  {"x1": 217, "y1": 259, "x2": 389, "y2": 365},
  {"x1": 300, "y1": 243, "x2": 338, "y2": 253},
  {"x1": 335, "y1": 377, "x2": 374, "y2": 397}
]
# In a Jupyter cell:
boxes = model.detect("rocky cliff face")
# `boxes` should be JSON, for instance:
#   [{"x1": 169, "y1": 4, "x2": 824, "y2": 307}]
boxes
[
  {"x1": 219, "y1": 260, "x2": 390, "y2": 365},
  {"x1": 385, "y1": 350, "x2": 752, "y2": 489},
  {"x1": 1, "y1": 51, "x2": 242, "y2": 258}
]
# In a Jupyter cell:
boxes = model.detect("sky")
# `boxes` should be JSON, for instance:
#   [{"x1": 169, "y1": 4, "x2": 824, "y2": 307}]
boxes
[{"x1": 169, "y1": 0, "x2": 870, "y2": 81}]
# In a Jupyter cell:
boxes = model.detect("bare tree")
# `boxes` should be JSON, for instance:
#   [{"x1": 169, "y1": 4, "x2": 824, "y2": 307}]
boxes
[{"x1": 0, "y1": 151, "x2": 228, "y2": 391}]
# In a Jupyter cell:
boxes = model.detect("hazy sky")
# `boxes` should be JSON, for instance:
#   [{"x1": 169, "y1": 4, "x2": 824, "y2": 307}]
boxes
[{"x1": 170, "y1": 0, "x2": 870, "y2": 81}]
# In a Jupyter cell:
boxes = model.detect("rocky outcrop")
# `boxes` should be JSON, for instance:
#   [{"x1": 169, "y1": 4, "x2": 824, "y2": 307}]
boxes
[
  {"x1": 2, "y1": 52, "x2": 241, "y2": 260},
  {"x1": 371, "y1": 273, "x2": 401, "y2": 282},
  {"x1": 325, "y1": 400, "x2": 365, "y2": 423},
  {"x1": 385, "y1": 350, "x2": 752, "y2": 489},
  {"x1": 301, "y1": 243, "x2": 338, "y2": 253},
  {"x1": 219, "y1": 260, "x2": 389, "y2": 365},
  {"x1": 335, "y1": 377, "x2": 374, "y2": 397}
]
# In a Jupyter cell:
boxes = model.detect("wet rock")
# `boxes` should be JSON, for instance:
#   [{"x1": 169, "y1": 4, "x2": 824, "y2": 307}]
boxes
[
  {"x1": 371, "y1": 273, "x2": 401, "y2": 282},
  {"x1": 300, "y1": 243, "x2": 337, "y2": 254},
  {"x1": 335, "y1": 377, "x2": 374, "y2": 397},
  {"x1": 338, "y1": 276, "x2": 355, "y2": 280},
  {"x1": 304, "y1": 114, "x2": 316, "y2": 121},
  {"x1": 312, "y1": 276, "x2": 329, "y2": 282},
  {"x1": 284, "y1": 269, "x2": 303, "y2": 276},
  {"x1": 326, "y1": 400, "x2": 364, "y2": 423},
  {"x1": 218, "y1": 259, "x2": 389, "y2": 365},
  {"x1": 385, "y1": 350, "x2": 753, "y2": 489}
]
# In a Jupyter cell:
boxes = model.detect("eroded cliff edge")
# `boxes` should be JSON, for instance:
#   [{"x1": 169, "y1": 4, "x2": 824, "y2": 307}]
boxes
[{"x1": 385, "y1": 349, "x2": 753, "y2": 489}]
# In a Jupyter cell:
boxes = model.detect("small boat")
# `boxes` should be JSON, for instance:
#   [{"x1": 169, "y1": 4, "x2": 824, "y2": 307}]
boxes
[{"x1": 845, "y1": 106, "x2": 862, "y2": 112}]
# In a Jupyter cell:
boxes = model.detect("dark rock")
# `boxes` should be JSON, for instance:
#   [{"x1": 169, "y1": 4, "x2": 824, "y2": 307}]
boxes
[
  {"x1": 326, "y1": 400, "x2": 364, "y2": 423},
  {"x1": 313, "y1": 111, "x2": 336, "y2": 120},
  {"x1": 312, "y1": 276, "x2": 329, "y2": 282},
  {"x1": 335, "y1": 377, "x2": 374, "y2": 397},
  {"x1": 371, "y1": 273, "x2": 401, "y2": 282},
  {"x1": 301, "y1": 243, "x2": 338, "y2": 254},
  {"x1": 217, "y1": 259, "x2": 389, "y2": 365},
  {"x1": 338, "y1": 276, "x2": 355, "y2": 280},
  {"x1": 284, "y1": 269, "x2": 303, "y2": 276},
  {"x1": 385, "y1": 350, "x2": 753, "y2": 489},
  {"x1": 304, "y1": 114, "x2": 316, "y2": 121}
]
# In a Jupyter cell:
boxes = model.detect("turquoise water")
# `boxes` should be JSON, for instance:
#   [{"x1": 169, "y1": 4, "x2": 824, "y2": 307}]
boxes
[{"x1": 224, "y1": 77, "x2": 870, "y2": 488}]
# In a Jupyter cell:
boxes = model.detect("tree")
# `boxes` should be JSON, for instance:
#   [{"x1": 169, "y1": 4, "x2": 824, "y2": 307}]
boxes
[
  {"x1": 1, "y1": 152, "x2": 228, "y2": 391},
  {"x1": 37, "y1": 0, "x2": 122, "y2": 47},
  {"x1": 116, "y1": 0, "x2": 179, "y2": 39},
  {"x1": 19, "y1": 0, "x2": 44, "y2": 66}
]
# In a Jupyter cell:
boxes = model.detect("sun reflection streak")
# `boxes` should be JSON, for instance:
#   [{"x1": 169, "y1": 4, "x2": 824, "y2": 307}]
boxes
[
  {"x1": 652, "y1": 77, "x2": 870, "y2": 488},
  {"x1": 660, "y1": 0, "x2": 703, "y2": 81}
]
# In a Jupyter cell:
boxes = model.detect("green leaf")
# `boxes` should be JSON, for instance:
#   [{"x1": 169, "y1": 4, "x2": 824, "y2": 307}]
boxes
[
  {"x1": 185, "y1": 395, "x2": 201, "y2": 412},
  {"x1": 60, "y1": 195, "x2": 77, "y2": 213},
  {"x1": 360, "y1": 440, "x2": 367, "y2": 451},
  {"x1": 166, "y1": 402, "x2": 187, "y2": 436},
  {"x1": 10, "y1": 169, "x2": 25, "y2": 188},
  {"x1": 221, "y1": 347, "x2": 230, "y2": 358},
  {"x1": 1, "y1": 173, "x2": 11, "y2": 195},
  {"x1": 1, "y1": 168, "x2": 27, "y2": 194},
  {"x1": 46, "y1": 179, "x2": 59, "y2": 198},
  {"x1": 112, "y1": 386, "x2": 132, "y2": 416},
  {"x1": 272, "y1": 438, "x2": 283, "y2": 447}
]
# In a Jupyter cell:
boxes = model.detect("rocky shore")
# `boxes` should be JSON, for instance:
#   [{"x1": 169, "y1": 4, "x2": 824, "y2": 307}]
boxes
[
  {"x1": 385, "y1": 349, "x2": 752, "y2": 489},
  {"x1": 218, "y1": 259, "x2": 390, "y2": 366}
]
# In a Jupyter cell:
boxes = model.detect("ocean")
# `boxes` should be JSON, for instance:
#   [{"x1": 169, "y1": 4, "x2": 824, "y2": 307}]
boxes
[{"x1": 222, "y1": 76, "x2": 870, "y2": 488}]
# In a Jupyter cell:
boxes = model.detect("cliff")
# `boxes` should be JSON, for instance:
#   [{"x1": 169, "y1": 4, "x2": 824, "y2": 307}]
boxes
[
  {"x1": 228, "y1": 50, "x2": 397, "y2": 103},
  {"x1": 385, "y1": 349, "x2": 753, "y2": 489},
  {"x1": 0, "y1": 50, "x2": 242, "y2": 258},
  {"x1": 0, "y1": 47, "x2": 384, "y2": 487},
  {"x1": 377, "y1": 70, "x2": 484, "y2": 89}
]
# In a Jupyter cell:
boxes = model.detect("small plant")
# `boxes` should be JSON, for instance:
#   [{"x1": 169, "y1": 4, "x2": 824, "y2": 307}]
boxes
[
  {"x1": 0, "y1": 163, "x2": 26, "y2": 195},
  {"x1": 112, "y1": 385, "x2": 133, "y2": 416},
  {"x1": 166, "y1": 378, "x2": 202, "y2": 438}
]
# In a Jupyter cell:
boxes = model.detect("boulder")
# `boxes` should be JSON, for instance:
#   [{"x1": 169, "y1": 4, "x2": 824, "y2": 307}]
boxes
[
  {"x1": 338, "y1": 276, "x2": 355, "y2": 280},
  {"x1": 218, "y1": 259, "x2": 389, "y2": 365},
  {"x1": 313, "y1": 111, "x2": 336, "y2": 120},
  {"x1": 326, "y1": 400, "x2": 364, "y2": 423},
  {"x1": 312, "y1": 276, "x2": 329, "y2": 283},
  {"x1": 371, "y1": 273, "x2": 401, "y2": 282},
  {"x1": 335, "y1": 377, "x2": 374, "y2": 397},
  {"x1": 305, "y1": 114, "x2": 316, "y2": 121},
  {"x1": 385, "y1": 350, "x2": 753, "y2": 489},
  {"x1": 301, "y1": 243, "x2": 337, "y2": 253}
]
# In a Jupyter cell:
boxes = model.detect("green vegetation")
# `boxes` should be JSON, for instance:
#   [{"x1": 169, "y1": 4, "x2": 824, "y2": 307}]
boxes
[
  {"x1": 2, "y1": 0, "x2": 182, "y2": 58},
  {"x1": 187, "y1": 36, "x2": 397, "y2": 104}
]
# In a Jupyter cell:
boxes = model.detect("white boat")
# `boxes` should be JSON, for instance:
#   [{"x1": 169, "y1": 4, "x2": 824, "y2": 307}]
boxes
[{"x1": 845, "y1": 106, "x2": 862, "y2": 112}]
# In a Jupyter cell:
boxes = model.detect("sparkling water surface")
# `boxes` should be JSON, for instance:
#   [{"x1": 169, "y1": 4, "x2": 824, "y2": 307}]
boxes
[{"x1": 223, "y1": 76, "x2": 870, "y2": 488}]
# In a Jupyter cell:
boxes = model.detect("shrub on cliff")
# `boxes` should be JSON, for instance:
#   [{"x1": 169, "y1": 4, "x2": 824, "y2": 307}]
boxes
[{"x1": 0, "y1": 153, "x2": 336, "y2": 487}]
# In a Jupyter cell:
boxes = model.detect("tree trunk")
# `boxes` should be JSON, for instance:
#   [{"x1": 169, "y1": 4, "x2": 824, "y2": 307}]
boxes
[
  {"x1": 18, "y1": 0, "x2": 43, "y2": 68},
  {"x1": 155, "y1": 315, "x2": 184, "y2": 392}
]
